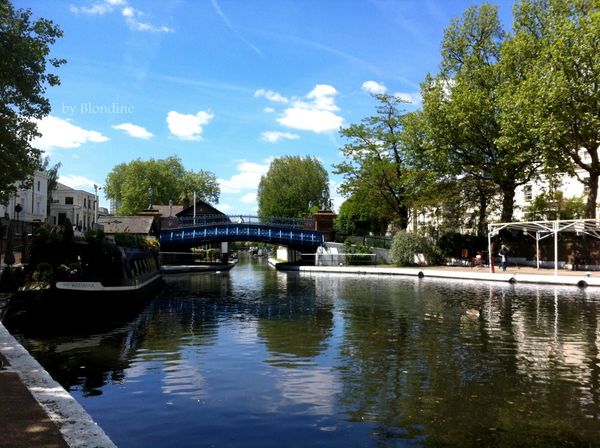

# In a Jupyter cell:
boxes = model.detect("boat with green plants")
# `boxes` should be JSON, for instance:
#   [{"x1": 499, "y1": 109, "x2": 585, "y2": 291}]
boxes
[{"x1": 8, "y1": 222, "x2": 163, "y2": 315}]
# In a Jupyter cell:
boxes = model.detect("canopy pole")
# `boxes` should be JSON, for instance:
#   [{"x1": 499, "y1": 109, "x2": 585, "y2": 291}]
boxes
[
  {"x1": 554, "y1": 220, "x2": 559, "y2": 276},
  {"x1": 536, "y1": 231, "x2": 540, "y2": 270},
  {"x1": 487, "y1": 224, "x2": 493, "y2": 273}
]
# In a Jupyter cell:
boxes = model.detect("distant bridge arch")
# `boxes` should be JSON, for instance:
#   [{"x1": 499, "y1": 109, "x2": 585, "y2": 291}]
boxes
[{"x1": 159, "y1": 215, "x2": 324, "y2": 251}]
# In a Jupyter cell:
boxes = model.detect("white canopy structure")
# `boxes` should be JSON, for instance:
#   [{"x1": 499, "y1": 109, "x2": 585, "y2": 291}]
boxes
[{"x1": 487, "y1": 219, "x2": 600, "y2": 276}]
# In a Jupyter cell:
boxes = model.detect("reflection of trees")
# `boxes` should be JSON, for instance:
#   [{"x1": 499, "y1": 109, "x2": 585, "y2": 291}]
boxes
[
  {"x1": 335, "y1": 279, "x2": 600, "y2": 446},
  {"x1": 256, "y1": 269, "x2": 334, "y2": 367}
]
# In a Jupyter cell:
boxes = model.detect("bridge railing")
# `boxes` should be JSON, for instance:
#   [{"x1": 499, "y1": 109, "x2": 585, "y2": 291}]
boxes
[{"x1": 178, "y1": 215, "x2": 314, "y2": 230}]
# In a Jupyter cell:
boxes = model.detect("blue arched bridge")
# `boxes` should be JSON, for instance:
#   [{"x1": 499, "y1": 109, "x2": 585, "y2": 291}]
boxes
[{"x1": 159, "y1": 215, "x2": 324, "y2": 251}]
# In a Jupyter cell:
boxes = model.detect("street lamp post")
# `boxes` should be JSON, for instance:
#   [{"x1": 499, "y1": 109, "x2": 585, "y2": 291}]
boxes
[
  {"x1": 94, "y1": 184, "x2": 102, "y2": 224},
  {"x1": 14, "y1": 203, "x2": 22, "y2": 236}
]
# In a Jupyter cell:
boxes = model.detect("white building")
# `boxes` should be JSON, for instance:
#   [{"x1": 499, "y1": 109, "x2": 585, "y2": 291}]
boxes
[
  {"x1": 49, "y1": 183, "x2": 98, "y2": 230},
  {"x1": 0, "y1": 170, "x2": 49, "y2": 226}
]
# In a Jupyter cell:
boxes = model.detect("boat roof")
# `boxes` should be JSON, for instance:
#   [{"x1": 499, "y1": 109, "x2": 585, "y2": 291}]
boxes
[{"x1": 97, "y1": 216, "x2": 155, "y2": 234}]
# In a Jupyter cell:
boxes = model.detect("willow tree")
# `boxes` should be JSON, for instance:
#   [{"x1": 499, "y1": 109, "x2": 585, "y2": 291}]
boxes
[{"x1": 421, "y1": 4, "x2": 544, "y2": 223}]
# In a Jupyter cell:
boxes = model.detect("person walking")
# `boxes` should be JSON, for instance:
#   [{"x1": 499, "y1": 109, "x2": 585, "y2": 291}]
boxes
[{"x1": 499, "y1": 245, "x2": 509, "y2": 271}]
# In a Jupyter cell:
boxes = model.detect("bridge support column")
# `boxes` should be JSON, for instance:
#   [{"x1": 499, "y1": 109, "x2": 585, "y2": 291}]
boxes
[
  {"x1": 276, "y1": 246, "x2": 297, "y2": 262},
  {"x1": 221, "y1": 242, "x2": 228, "y2": 263}
]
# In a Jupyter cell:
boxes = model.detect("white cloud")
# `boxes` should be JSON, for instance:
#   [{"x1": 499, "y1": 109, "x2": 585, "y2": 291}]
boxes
[
  {"x1": 362, "y1": 80, "x2": 387, "y2": 95},
  {"x1": 254, "y1": 89, "x2": 289, "y2": 104},
  {"x1": 393, "y1": 91, "x2": 422, "y2": 105},
  {"x1": 71, "y1": 0, "x2": 172, "y2": 32},
  {"x1": 263, "y1": 107, "x2": 275, "y2": 113},
  {"x1": 70, "y1": 3, "x2": 113, "y2": 15},
  {"x1": 58, "y1": 174, "x2": 99, "y2": 191},
  {"x1": 121, "y1": 6, "x2": 135, "y2": 17},
  {"x1": 240, "y1": 193, "x2": 256, "y2": 204},
  {"x1": 113, "y1": 122, "x2": 153, "y2": 139},
  {"x1": 260, "y1": 131, "x2": 300, "y2": 143},
  {"x1": 276, "y1": 84, "x2": 343, "y2": 133},
  {"x1": 217, "y1": 203, "x2": 233, "y2": 213},
  {"x1": 33, "y1": 116, "x2": 108, "y2": 152},
  {"x1": 166, "y1": 110, "x2": 214, "y2": 141},
  {"x1": 218, "y1": 160, "x2": 270, "y2": 194}
]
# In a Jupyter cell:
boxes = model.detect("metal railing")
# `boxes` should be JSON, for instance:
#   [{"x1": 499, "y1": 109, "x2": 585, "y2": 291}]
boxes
[
  {"x1": 178, "y1": 215, "x2": 314, "y2": 230},
  {"x1": 335, "y1": 234, "x2": 393, "y2": 249}
]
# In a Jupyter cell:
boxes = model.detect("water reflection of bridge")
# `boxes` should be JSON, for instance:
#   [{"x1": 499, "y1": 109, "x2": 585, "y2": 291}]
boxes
[{"x1": 159, "y1": 215, "x2": 325, "y2": 251}]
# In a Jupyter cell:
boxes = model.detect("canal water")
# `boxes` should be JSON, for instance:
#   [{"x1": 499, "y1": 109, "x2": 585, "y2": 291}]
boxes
[{"x1": 6, "y1": 258, "x2": 600, "y2": 447}]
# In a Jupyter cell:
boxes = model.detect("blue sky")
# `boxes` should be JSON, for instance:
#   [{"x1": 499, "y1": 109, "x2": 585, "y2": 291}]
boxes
[{"x1": 17, "y1": 0, "x2": 514, "y2": 214}]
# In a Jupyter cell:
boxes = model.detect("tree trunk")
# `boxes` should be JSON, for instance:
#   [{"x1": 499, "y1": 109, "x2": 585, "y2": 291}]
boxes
[
  {"x1": 500, "y1": 184, "x2": 515, "y2": 223},
  {"x1": 477, "y1": 188, "x2": 487, "y2": 236},
  {"x1": 586, "y1": 173, "x2": 598, "y2": 219},
  {"x1": 397, "y1": 204, "x2": 409, "y2": 231}
]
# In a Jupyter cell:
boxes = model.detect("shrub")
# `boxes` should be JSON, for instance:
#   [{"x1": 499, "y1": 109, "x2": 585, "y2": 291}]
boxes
[
  {"x1": 343, "y1": 239, "x2": 373, "y2": 265},
  {"x1": 391, "y1": 231, "x2": 443, "y2": 266}
]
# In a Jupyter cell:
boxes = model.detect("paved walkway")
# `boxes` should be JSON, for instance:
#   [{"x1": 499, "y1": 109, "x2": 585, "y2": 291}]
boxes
[
  {"x1": 275, "y1": 261, "x2": 600, "y2": 287},
  {"x1": 0, "y1": 352, "x2": 68, "y2": 448},
  {"x1": 0, "y1": 323, "x2": 116, "y2": 448}
]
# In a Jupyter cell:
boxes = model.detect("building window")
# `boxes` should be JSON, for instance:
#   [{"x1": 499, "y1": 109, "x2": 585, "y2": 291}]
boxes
[
  {"x1": 37, "y1": 181, "x2": 40, "y2": 191},
  {"x1": 65, "y1": 197, "x2": 74, "y2": 205},
  {"x1": 58, "y1": 213, "x2": 67, "y2": 225},
  {"x1": 84, "y1": 198, "x2": 86, "y2": 208},
  {"x1": 524, "y1": 185, "x2": 533, "y2": 202}
]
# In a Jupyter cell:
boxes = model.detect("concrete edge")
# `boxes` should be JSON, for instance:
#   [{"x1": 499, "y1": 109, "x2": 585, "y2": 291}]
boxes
[
  {"x1": 0, "y1": 322, "x2": 117, "y2": 448},
  {"x1": 269, "y1": 259, "x2": 599, "y2": 288}
]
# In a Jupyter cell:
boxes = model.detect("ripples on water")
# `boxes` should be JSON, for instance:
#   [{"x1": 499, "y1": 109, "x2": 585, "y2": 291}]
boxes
[{"x1": 6, "y1": 259, "x2": 600, "y2": 447}]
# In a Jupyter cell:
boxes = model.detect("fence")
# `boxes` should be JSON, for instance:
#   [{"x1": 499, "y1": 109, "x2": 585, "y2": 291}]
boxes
[{"x1": 335, "y1": 234, "x2": 393, "y2": 249}]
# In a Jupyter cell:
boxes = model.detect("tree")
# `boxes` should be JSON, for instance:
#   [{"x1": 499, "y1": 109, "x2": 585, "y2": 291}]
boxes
[
  {"x1": 420, "y1": 4, "x2": 544, "y2": 223},
  {"x1": 500, "y1": 0, "x2": 600, "y2": 217},
  {"x1": 334, "y1": 94, "x2": 413, "y2": 230},
  {"x1": 0, "y1": 1, "x2": 64, "y2": 204},
  {"x1": 524, "y1": 190, "x2": 586, "y2": 221},
  {"x1": 104, "y1": 156, "x2": 220, "y2": 215},
  {"x1": 397, "y1": 110, "x2": 499, "y2": 236},
  {"x1": 335, "y1": 193, "x2": 390, "y2": 237},
  {"x1": 41, "y1": 157, "x2": 61, "y2": 215},
  {"x1": 257, "y1": 156, "x2": 329, "y2": 218}
]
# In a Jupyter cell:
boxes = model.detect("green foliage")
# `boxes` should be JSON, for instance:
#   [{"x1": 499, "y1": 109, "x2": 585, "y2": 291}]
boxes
[
  {"x1": 113, "y1": 233, "x2": 158, "y2": 250},
  {"x1": 0, "y1": 2, "x2": 65, "y2": 204},
  {"x1": 420, "y1": 3, "x2": 544, "y2": 223},
  {"x1": 207, "y1": 248, "x2": 221, "y2": 261},
  {"x1": 390, "y1": 232, "x2": 443, "y2": 267},
  {"x1": 41, "y1": 158, "x2": 61, "y2": 215},
  {"x1": 104, "y1": 156, "x2": 220, "y2": 215},
  {"x1": 257, "y1": 156, "x2": 329, "y2": 218},
  {"x1": 334, "y1": 94, "x2": 412, "y2": 229},
  {"x1": 335, "y1": 194, "x2": 389, "y2": 236},
  {"x1": 524, "y1": 191, "x2": 586, "y2": 221},
  {"x1": 343, "y1": 239, "x2": 373, "y2": 265},
  {"x1": 62, "y1": 218, "x2": 74, "y2": 242},
  {"x1": 500, "y1": 0, "x2": 600, "y2": 218}
]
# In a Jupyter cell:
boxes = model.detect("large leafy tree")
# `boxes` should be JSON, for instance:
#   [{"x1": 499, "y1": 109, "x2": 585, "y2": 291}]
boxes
[
  {"x1": 257, "y1": 156, "x2": 329, "y2": 218},
  {"x1": 335, "y1": 192, "x2": 390, "y2": 237},
  {"x1": 104, "y1": 156, "x2": 220, "y2": 215},
  {"x1": 0, "y1": 1, "x2": 64, "y2": 204},
  {"x1": 334, "y1": 94, "x2": 414, "y2": 230},
  {"x1": 501, "y1": 0, "x2": 600, "y2": 217},
  {"x1": 397, "y1": 110, "x2": 500, "y2": 236},
  {"x1": 421, "y1": 4, "x2": 544, "y2": 223}
]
